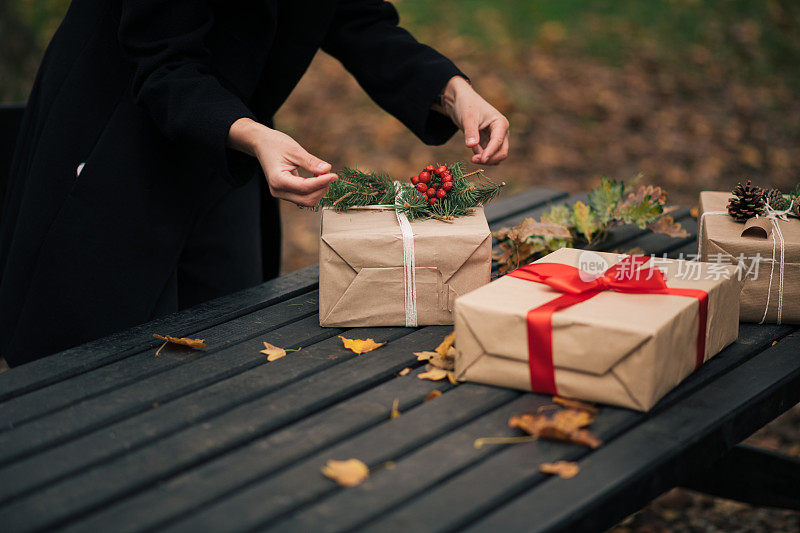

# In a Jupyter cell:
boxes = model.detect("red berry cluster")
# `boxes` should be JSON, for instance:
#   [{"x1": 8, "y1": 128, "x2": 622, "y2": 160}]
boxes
[{"x1": 410, "y1": 164, "x2": 453, "y2": 206}]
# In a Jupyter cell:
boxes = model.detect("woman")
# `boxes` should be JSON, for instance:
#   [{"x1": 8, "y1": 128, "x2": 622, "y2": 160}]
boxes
[{"x1": 0, "y1": 0, "x2": 509, "y2": 366}]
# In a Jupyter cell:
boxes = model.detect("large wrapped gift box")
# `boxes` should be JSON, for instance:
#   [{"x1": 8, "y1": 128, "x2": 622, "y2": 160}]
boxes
[
  {"x1": 319, "y1": 207, "x2": 491, "y2": 327},
  {"x1": 454, "y1": 248, "x2": 742, "y2": 411},
  {"x1": 698, "y1": 191, "x2": 800, "y2": 324}
]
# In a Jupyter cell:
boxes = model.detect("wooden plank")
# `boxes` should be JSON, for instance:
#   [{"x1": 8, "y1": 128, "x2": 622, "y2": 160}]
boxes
[
  {"x1": 0, "y1": 188, "x2": 566, "y2": 401},
  {"x1": 60, "y1": 369, "x2": 463, "y2": 533},
  {"x1": 0, "y1": 327, "x2": 453, "y2": 532},
  {"x1": 157, "y1": 384, "x2": 521, "y2": 533},
  {"x1": 0, "y1": 292, "x2": 319, "y2": 430},
  {"x1": 483, "y1": 188, "x2": 568, "y2": 223},
  {"x1": 0, "y1": 265, "x2": 320, "y2": 402},
  {"x1": 361, "y1": 323, "x2": 794, "y2": 532},
  {"x1": 681, "y1": 444, "x2": 800, "y2": 510},
  {"x1": 465, "y1": 331, "x2": 800, "y2": 533},
  {"x1": 0, "y1": 324, "x2": 408, "y2": 504}
]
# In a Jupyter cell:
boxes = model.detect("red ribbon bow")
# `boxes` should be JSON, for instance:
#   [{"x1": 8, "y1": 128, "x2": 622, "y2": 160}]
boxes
[{"x1": 507, "y1": 255, "x2": 708, "y2": 396}]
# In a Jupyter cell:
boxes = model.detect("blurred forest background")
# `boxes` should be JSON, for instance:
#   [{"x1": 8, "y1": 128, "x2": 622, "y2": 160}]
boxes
[{"x1": 1, "y1": 1, "x2": 799, "y2": 530}]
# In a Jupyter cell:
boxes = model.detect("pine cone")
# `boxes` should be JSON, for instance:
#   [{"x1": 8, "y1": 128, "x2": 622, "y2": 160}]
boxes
[
  {"x1": 727, "y1": 180, "x2": 766, "y2": 222},
  {"x1": 764, "y1": 188, "x2": 789, "y2": 211}
]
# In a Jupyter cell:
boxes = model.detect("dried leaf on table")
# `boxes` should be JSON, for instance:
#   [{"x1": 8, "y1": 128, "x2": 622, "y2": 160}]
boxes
[
  {"x1": 572, "y1": 201, "x2": 598, "y2": 241},
  {"x1": 424, "y1": 390, "x2": 442, "y2": 402},
  {"x1": 390, "y1": 398, "x2": 401, "y2": 419},
  {"x1": 418, "y1": 366, "x2": 448, "y2": 381},
  {"x1": 339, "y1": 336, "x2": 385, "y2": 354},
  {"x1": 153, "y1": 334, "x2": 206, "y2": 349},
  {"x1": 647, "y1": 215, "x2": 689, "y2": 238},
  {"x1": 260, "y1": 342, "x2": 286, "y2": 361},
  {"x1": 552, "y1": 396, "x2": 599, "y2": 414},
  {"x1": 435, "y1": 331, "x2": 456, "y2": 357},
  {"x1": 540, "y1": 461, "x2": 580, "y2": 479},
  {"x1": 398, "y1": 367, "x2": 412, "y2": 376},
  {"x1": 414, "y1": 351, "x2": 438, "y2": 362},
  {"x1": 509, "y1": 410, "x2": 601, "y2": 449},
  {"x1": 447, "y1": 371, "x2": 459, "y2": 385},
  {"x1": 321, "y1": 459, "x2": 369, "y2": 487}
]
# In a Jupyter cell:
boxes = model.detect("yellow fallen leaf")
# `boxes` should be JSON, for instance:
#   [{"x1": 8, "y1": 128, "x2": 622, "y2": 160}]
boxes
[
  {"x1": 540, "y1": 461, "x2": 580, "y2": 479},
  {"x1": 424, "y1": 390, "x2": 442, "y2": 402},
  {"x1": 447, "y1": 371, "x2": 459, "y2": 385},
  {"x1": 390, "y1": 398, "x2": 401, "y2": 419},
  {"x1": 398, "y1": 367, "x2": 412, "y2": 376},
  {"x1": 414, "y1": 351, "x2": 438, "y2": 362},
  {"x1": 418, "y1": 367, "x2": 448, "y2": 381},
  {"x1": 153, "y1": 334, "x2": 206, "y2": 349},
  {"x1": 435, "y1": 331, "x2": 456, "y2": 357},
  {"x1": 260, "y1": 342, "x2": 286, "y2": 362},
  {"x1": 321, "y1": 459, "x2": 369, "y2": 487},
  {"x1": 340, "y1": 336, "x2": 385, "y2": 354}
]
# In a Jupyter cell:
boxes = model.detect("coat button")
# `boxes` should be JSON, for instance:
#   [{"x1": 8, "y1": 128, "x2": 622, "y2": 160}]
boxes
[{"x1": 76, "y1": 162, "x2": 85, "y2": 177}]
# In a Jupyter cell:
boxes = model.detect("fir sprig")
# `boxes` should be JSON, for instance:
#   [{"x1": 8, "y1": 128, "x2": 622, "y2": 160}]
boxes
[{"x1": 315, "y1": 162, "x2": 504, "y2": 221}]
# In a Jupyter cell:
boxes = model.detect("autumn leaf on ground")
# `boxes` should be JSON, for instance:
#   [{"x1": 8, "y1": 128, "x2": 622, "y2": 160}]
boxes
[
  {"x1": 509, "y1": 410, "x2": 601, "y2": 449},
  {"x1": 260, "y1": 342, "x2": 300, "y2": 362},
  {"x1": 390, "y1": 398, "x2": 401, "y2": 419},
  {"x1": 435, "y1": 331, "x2": 456, "y2": 357},
  {"x1": 553, "y1": 396, "x2": 599, "y2": 414},
  {"x1": 424, "y1": 390, "x2": 442, "y2": 402},
  {"x1": 418, "y1": 366, "x2": 448, "y2": 381},
  {"x1": 540, "y1": 461, "x2": 580, "y2": 479},
  {"x1": 321, "y1": 459, "x2": 369, "y2": 487},
  {"x1": 648, "y1": 215, "x2": 689, "y2": 238},
  {"x1": 398, "y1": 367, "x2": 412, "y2": 376},
  {"x1": 153, "y1": 334, "x2": 206, "y2": 356},
  {"x1": 339, "y1": 336, "x2": 385, "y2": 354}
]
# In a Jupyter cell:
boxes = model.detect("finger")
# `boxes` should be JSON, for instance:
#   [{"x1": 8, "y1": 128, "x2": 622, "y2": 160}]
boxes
[
  {"x1": 288, "y1": 145, "x2": 332, "y2": 175},
  {"x1": 480, "y1": 119, "x2": 509, "y2": 164},
  {"x1": 275, "y1": 171, "x2": 337, "y2": 195},
  {"x1": 484, "y1": 132, "x2": 509, "y2": 165},
  {"x1": 462, "y1": 110, "x2": 480, "y2": 148}
]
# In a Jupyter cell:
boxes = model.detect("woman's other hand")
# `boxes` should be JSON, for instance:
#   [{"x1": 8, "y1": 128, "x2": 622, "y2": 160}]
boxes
[
  {"x1": 441, "y1": 76, "x2": 509, "y2": 165},
  {"x1": 228, "y1": 118, "x2": 337, "y2": 207}
]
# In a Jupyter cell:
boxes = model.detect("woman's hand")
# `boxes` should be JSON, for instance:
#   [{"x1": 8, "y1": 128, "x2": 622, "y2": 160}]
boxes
[
  {"x1": 440, "y1": 76, "x2": 509, "y2": 165},
  {"x1": 228, "y1": 118, "x2": 337, "y2": 207}
]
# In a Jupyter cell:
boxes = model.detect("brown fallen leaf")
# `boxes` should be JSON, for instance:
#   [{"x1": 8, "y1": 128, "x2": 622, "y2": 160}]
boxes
[
  {"x1": 339, "y1": 336, "x2": 385, "y2": 354},
  {"x1": 509, "y1": 410, "x2": 601, "y2": 449},
  {"x1": 540, "y1": 461, "x2": 580, "y2": 479},
  {"x1": 553, "y1": 396, "x2": 599, "y2": 414},
  {"x1": 447, "y1": 371, "x2": 459, "y2": 385},
  {"x1": 398, "y1": 367, "x2": 412, "y2": 376},
  {"x1": 321, "y1": 459, "x2": 369, "y2": 487},
  {"x1": 435, "y1": 331, "x2": 456, "y2": 357},
  {"x1": 390, "y1": 398, "x2": 401, "y2": 419},
  {"x1": 424, "y1": 390, "x2": 442, "y2": 402},
  {"x1": 153, "y1": 334, "x2": 206, "y2": 356},
  {"x1": 648, "y1": 215, "x2": 689, "y2": 238},
  {"x1": 414, "y1": 351, "x2": 438, "y2": 362},
  {"x1": 418, "y1": 366, "x2": 448, "y2": 381}
]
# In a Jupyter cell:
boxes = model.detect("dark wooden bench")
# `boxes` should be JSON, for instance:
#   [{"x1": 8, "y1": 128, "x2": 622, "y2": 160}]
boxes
[{"x1": 0, "y1": 115, "x2": 798, "y2": 530}]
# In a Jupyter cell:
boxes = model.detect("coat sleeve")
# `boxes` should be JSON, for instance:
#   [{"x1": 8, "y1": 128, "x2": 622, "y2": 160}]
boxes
[
  {"x1": 321, "y1": 0, "x2": 467, "y2": 145},
  {"x1": 118, "y1": 0, "x2": 257, "y2": 185}
]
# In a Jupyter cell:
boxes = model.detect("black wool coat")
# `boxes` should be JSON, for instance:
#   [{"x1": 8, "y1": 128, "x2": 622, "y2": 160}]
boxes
[{"x1": 0, "y1": 0, "x2": 464, "y2": 366}]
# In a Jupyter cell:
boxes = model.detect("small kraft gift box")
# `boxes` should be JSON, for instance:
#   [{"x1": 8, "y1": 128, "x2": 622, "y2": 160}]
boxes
[
  {"x1": 454, "y1": 248, "x2": 743, "y2": 411},
  {"x1": 319, "y1": 207, "x2": 491, "y2": 327},
  {"x1": 698, "y1": 191, "x2": 800, "y2": 324}
]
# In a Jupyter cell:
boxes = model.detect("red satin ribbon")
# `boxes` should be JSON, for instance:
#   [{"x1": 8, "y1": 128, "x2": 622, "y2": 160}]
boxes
[{"x1": 507, "y1": 256, "x2": 709, "y2": 396}]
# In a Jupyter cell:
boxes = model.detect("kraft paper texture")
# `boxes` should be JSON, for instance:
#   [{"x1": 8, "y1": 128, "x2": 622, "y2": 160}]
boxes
[
  {"x1": 319, "y1": 207, "x2": 491, "y2": 327},
  {"x1": 454, "y1": 248, "x2": 742, "y2": 411},
  {"x1": 698, "y1": 191, "x2": 800, "y2": 324}
]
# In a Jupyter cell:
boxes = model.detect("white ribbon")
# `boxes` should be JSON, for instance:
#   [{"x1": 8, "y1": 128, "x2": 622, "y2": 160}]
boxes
[
  {"x1": 347, "y1": 184, "x2": 418, "y2": 327},
  {"x1": 755, "y1": 198, "x2": 794, "y2": 325}
]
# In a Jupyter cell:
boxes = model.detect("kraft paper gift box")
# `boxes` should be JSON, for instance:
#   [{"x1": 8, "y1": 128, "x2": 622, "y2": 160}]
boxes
[
  {"x1": 319, "y1": 207, "x2": 491, "y2": 327},
  {"x1": 454, "y1": 248, "x2": 742, "y2": 411},
  {"x1": 698, "y1": 191, "x2": 800, "y2": 324}
]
